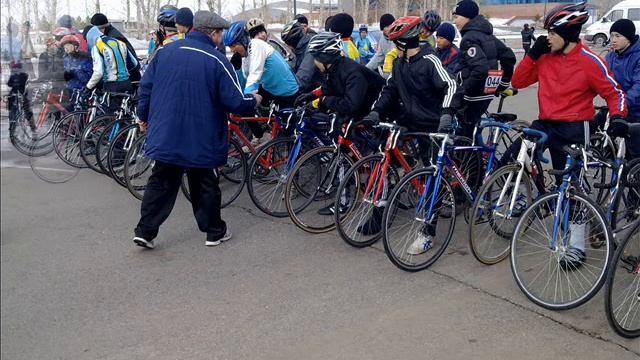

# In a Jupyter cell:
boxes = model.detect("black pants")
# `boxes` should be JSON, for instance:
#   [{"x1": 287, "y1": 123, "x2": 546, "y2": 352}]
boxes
[
  {"x1": 135, "y1": 161, "x2": 226, "y2": 242},
  {"x1": 523, "y1": 44, "x2": 531, "y2": 54},
  {"x1": 104, "y1": 80, "x2": 132, "y2": 114},
  {"x1": 458, "y1": 99, "x2": 492, "y2": 140}
]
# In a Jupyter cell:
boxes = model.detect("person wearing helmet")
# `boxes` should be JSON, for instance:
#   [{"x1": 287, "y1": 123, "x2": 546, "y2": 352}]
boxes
[
  {"x1": 246, "y1": 18, "x2": 268, "y2": 41},
  {"x1": 452, "y1": 0, "x2": 516, "y2": 140},
  {"x1": 90, "y1": 13, "x2": 140, "y2": 82},
  {"x1": 281, "y1": 19, "x2": 322, "y2": 92},
  {"x1": 511, "y1": 2, "x2": 628, "y2": 269},
  {"x1": 328, "y1": 13, "x2": 360, "y2": 62},
  {"x1": 60, "y1": 35, "x2": 92, "y2": 100},
  {"x1": 435, "y1": 22, "x2": 460, "y2": 75},
  {"x1": 356, "y1": 24, "x2": 375, "y2": 64},
  {"x1": 223, "y1": 21, "x2": 250, "y2": 85},
  {"x1": 56, "y1": 15, "x2": 89, "y2": 52},
  {"x1": 420, "y1": 10, "x2": 441, "y2": 48},
  {"x1": 365, "y1": 14, "x2": 396, "y2": 76},
  {"x1": 176, "y1": 7, "x2": 194, "y2": 35},
  {"x1": 361, "y1": 16, "x2": 460, "y2": 246}
]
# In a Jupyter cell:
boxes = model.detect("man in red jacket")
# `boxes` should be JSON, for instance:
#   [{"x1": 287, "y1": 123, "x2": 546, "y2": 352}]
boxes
[{"x1": 511, "y1": 2, "x2": 627, "y2": 269}]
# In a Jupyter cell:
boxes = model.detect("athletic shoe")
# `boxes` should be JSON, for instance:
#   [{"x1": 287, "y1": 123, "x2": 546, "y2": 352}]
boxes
[
  {"x1": 357, "y1": 206, "x2": 384, "y2": 235},
  {"x1": 205, "y1": 229, "x2": 233, "y2": 247},
  {"x1": 133, "y1": 236, "x2": 154, "y2": 249},
  {"x1": 558, "y1": 247, "x2": 586, "y2": 271},
  {"x1": 407, "y1": 232, "x2": 433, "y2": 255},
  {"x1": 317, "y1": 203, "x2": 348, "y2": 216}
]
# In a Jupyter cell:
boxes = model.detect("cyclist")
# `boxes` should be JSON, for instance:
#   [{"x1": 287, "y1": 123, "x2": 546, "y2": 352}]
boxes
[
  {"x1": 56, "y1": 15, "x2": 89, "y2": 52},
  {"x1": 420, "y1": 10, "x2": 441, "y2": 48},
  {"x1": 359, "y1": 17, "x2": 460, "y2": 242},
  {"x1": 90, "y1": 13, "x2": 141, "y2": 82},
  {"x1": 435, "y1": 22, "x2": 460, "y2": 75},
  {"x1": 60, "y1": 35, "x2": 92, "y2": 108},
  {"x1": 605, "y1": 18, "x2": 640, "y2": 158},
  {"x1": 453, "y1": 0, "x2": 516, "y2": 140},
  {"x1": 7, "y1": 61, "x2": 35, "y2": 133},
  {"x1": 328, "y1": 13, "x2": 360, "y2": 62},
  {"x1": 295, "y1": 14, "x2": 316, "y2": 35},
  {"x1": 511, "y1": 2, "x2": 628, "y2": 269},
  {"x1": 281, "y1": 19, "x2": 322, "y2": 92},
  {"x1": 176, "y1": 7, "x2": 194, "y2": 35},
  {"x1": 224, "y1": 21, "x2": 249, "y2": 88},
  {"x1": 356, "y1": 25, "x2": 375, "y2": 64},
  {"x1": 365, "y1": 14, "x2": 396, "y2": 74}
]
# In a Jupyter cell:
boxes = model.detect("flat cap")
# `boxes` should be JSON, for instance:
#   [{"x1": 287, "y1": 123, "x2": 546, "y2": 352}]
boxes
[{"x1": 193, "y1": 10, "x2": 230, "y2": 31}]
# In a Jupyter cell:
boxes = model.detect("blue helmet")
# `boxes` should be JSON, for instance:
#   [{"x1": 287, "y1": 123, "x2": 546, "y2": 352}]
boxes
[
  {"x1": 224, "y1": 21, "x2": 249, "y2": 47},
  {"x1": 157, "y1": 4, "x2": 178, "y2": 28}
]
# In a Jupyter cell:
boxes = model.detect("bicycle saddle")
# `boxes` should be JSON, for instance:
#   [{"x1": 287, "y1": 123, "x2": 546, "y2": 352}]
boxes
[{"x1": 489, "y1": 112, "x2": 517, "y2": 123}]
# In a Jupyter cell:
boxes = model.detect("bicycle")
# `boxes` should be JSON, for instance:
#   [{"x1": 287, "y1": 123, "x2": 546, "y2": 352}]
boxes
[{"x1": 510, "y1": 144, "x2": 614, "y2": 310}]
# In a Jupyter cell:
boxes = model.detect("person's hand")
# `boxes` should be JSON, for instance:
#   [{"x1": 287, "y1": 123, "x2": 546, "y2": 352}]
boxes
[
  {"x1": 494, "y1": 84, "x2": 509, "y2": 97},
  {"x1": 136, "y1": 119, "x2": 148, "y2": 132},
  {"x1": 294, "y1": 92, "x2": 317, "y2": 107},
  {"x1": 80, "y1": 86, "x2": 92, "y2": 98},
  {"x1": 438, "y1": 113, "x2": 454, "y2": 133},
  {"x1": 230, "y1": 52, "x2": 242, "y2": 71},
  {"x1": 63, "y1": 70, "x2": 74, "y2": 82},
  {"x1": 360, "y1": 111, "x2": 380, "y2": 126},
  {"x1": 528, "y1": 36, "x2": 550, "y2": 61},
  {"x1": 252, "y1": 93, "x2": 263, "y2": 107},
  {"x1": 607, "y1": 117, "x2": 629, "y2": 138}
]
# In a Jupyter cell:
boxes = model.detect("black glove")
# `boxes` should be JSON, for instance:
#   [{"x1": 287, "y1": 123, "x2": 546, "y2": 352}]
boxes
[
  {"x1": 360, "y1": 111, "x2": 380, "y2": 126},
  {"x1": 438, "y1": 113, "x2": 454, "y2": 133},
  {"x1": 294, "y1": 92, "x2": 317, "y2": 107},
  {"x1": 528, "y1": 36, "x2": 550, "y2": 61},
  {"x1": 63, "y1": 70, "x2": 74, "y2": 82},
  {"x1": 607, "y1": 117, "x2": 629, "y2": 138},
  {"x1": 494, "y1": 84, "x2": 509, "y2": 97},
  {"x1": 230, "y1": 52, "x2": 242, "y2": 71},
  {"x1": 81, "y1": 87, "x2": 92, "y2": 99}
]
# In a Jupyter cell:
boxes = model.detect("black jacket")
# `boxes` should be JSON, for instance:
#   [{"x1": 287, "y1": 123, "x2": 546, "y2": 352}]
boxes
[
  {"x1": 373, "y1": 46, "x2": 459, "y2": 130},
  {"x1": 521, "y1": 28, "x2": 535, "y2": 45},
  {"x1": 321, "y1": 57, "x2": 385, "y2": 121},
  {"x1": 295, "y1": 34, "x2": 322, "y2": 92},
  {"x1": 458, "y1": 16, "x2": 516, "y2": 102}
]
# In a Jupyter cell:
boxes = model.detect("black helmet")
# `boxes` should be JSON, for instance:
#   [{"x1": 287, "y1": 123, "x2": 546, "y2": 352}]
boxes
[
  {"x1": 308, "y1": 32, "x2": 343, "y2": 64},
  {"x1": 157, "y1": 4, "x2": 178, "y2": 28},
  {"x1": 422, "y1": 10, "x2": 441, "y2": 32},
  {"x1": 281, "y1": 20, "x2": 305, "y2": 47}
]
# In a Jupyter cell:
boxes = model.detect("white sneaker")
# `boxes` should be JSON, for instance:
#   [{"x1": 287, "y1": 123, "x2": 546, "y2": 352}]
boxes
[
  {"x1": 133, "y1": 236, "x2": 154, "y2": 249},
  {"x1": 205, "y1": 229, "x2": 233, "y2": 247},
  {"x1": 407, "y1": 233, "x2": 433, "y2": 255}
]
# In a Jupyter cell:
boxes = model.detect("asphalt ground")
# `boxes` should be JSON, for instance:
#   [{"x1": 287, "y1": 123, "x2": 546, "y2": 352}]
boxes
[{"x1": 1, "y1": 86, "x2": 639, "y2": 359}]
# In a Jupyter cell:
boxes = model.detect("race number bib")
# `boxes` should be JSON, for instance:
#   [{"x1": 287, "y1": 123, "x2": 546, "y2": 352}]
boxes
[{"x1": 484, "y1": 70, "x2": 504, "y2": 94}]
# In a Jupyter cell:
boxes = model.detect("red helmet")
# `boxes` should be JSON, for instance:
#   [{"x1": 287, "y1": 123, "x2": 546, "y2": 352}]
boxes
[
  {"x1": 60, "y1": 34, "x2": 79, "y2": 47},
  {"x1": 387, "y1": 16, "x2": 423, "y2": 41},
  {"x1": 52, "y1": 26, "x2": 72, "y2": 38},
  {"x1": 543, "y1": 2, "x2": 589, "y2": 31}
]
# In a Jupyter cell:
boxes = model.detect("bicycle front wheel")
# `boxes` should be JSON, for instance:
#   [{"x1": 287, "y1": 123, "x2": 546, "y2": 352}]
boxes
[
  {"x1": 124, "y1": 135, "x2": 153, "y2": 200},
  {"x1": 511, "y1": 191, "x2": 613, "y2": 310},
  {"x1": 52, "y1": 111, "x2": 90, "y2": 168},
  {"x1": 79, "y1": 114, "x2": 115, "y2": 174}
]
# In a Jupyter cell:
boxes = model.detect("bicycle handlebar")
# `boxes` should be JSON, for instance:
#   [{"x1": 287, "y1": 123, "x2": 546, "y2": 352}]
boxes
[{"x1": 548, "y1": 145, "x2": 584, "y2": 176}]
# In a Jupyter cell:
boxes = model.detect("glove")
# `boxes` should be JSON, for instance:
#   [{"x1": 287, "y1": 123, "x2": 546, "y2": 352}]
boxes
[
  {"x1": 494, "y1": 84, "x2": 509, "y2": 97},
  {"x1": 230, "y1": 52, "x2": 242, "y2": 71},
  {"x1": 80, "y1": 87, "x2": 92, "y2": 99},
  {"x1": 607, "y1": 117, "x2": 629, "y2": 138},
  {"x1": 294, "y1": 92, "x2": 317, "y2": 107},
  {"x1": 360, "y1": 111, "x2": 380, "y2": 127},
  {"x1": 528, "y1": 36, "x2": 550, "y2": 61},
  {"x1": 438, "y1": 113, "x2": 454, "y2": 133},
  {"x1": 63, "y1": 70, "x2": 74, "y2": 82}
]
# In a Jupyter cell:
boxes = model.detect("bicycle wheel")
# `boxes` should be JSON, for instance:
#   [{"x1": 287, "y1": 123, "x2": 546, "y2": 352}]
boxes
[
  {"x1": 247, "y1": 137, "x2": 296, "y2": 217},
  {"x1": 28, "y1": 131, "x2": 80, "y2": 183},
  {"x1": 511, "y1": 191, "x2": 613, "y2": 310},
  {"x1": 97, "y1": 118, "x2": 131, "y2": 176},
  {"x1": 605, "y1": 220, "x2": 640, "y2": 338},
  {"x1": 180, "y1": 138, "x2": 247, "y2": 208},
  {"x1": 284, "y1": 146, "x2": 356, "y2": 233},
  {"x1": 469, "y1": 164, "x2": 534, "y2": 265},
  {"x1": 382, "y1": 167, "x2": 457, "y2": 272},
  {"x1": 107, "y1": 124, "x2": 139, "y2": 187},
  {"x1": 124, "y1": 135, "x2": 153, "y2": 200},
  {"x1": 448, "y1": 136, "x2": 483, "y2": 219},
  {"x1": 52, "y1": 111, "x2": 90, "y2": 168},
  {"x1": 588, "y1": 133, "x2": 615, "y2": 204},
  {"x1": 610, "y1": 159, "x2": 640, "y2": 231},
  {"x1": 79, "y1": 114, "x2": 115, "y2": 174},
  {"x1": 335, "y1": 154, "x2": 401, "y2": 248}
]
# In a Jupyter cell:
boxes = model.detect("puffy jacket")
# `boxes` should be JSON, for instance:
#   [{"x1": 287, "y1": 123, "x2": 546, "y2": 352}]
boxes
[
  {"x1": 513, "y1": 42, "x2": 627, "y2": 122},
  {"x1": 86, "y1": 36, "x2": 138, "y2": 89},
  {"x1": 606, "y1": 39, "x2": 640, "y2": 119},
  {"x1": 138, "y1": 31, "x2": 257, "y2": 168},
  {"x1": 373, "y1": 45, "x2": 460, "y2": 129},
  {"x1": 245, "y1": 38, "x2": 299, "y2": 97},
  {"x1": 520, "y1": 29, "x2": 535, "y2": 46},
  {"x1": 294, "y1": 33, "x2": 323, "y2": 92},
  {"x1": 316, "y1": 57, "x2": 385, "y2": 121},
  {"x1": 63, "y1": 51, "x2": 93, "y2": 91},
  {"x1": 458, "y1": 16, "x2": 516, "y2": 102},
  {"x1": 436, "y1": 44, "x2": 460, "y2": 75}
]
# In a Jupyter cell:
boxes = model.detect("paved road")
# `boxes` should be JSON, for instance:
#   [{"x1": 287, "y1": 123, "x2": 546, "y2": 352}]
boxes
[{"x1": 1, "y1": 88, "x2": 638, "y2": 359}]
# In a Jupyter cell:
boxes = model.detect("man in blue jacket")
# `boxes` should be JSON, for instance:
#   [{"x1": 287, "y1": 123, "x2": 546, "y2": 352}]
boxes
[
  {"x1": 133, "y1": 10, "x2": 261, "y2": 250},
  {"x1": 606, "y1": 19, "x2": 640, "y2": 158}
]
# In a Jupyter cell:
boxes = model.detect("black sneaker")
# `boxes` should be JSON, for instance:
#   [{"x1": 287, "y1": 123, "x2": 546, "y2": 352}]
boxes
[
  {"x1": 317, "y1": 203, "x2": 348, "y2": 216},
  {"x1": 357, "y1": 206, "x2": 384, "y2": 235},
  {"x1": 133, "y1": 236, "x2": 154, "y2": 249},
  {"x1": 559, "y1": 247, "x2": 586, "y2": 271}
]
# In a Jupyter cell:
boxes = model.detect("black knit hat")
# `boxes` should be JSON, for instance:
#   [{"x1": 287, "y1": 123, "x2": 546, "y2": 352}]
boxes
[
  {"x1": 295, "y1": 14, "x2": 308, "y2": 25},
  {"x1": 90, "y1": 13, "x2": 109, "y2": 27},
  {"x1": 379, "y1": 14, "x2": 395, "y2": 30},
  {"x1": 329, "y1": 13, "x2": 354, "y2": 38},
  {"x1": 611, "y1": 18, "x2": 637, "y2": 43},
  {"x1": 453, "y1": 0, "x2": 479, "y2": 19},
  {"x1": 176, "y1": 7, "x2": 194, "y2": 27}
]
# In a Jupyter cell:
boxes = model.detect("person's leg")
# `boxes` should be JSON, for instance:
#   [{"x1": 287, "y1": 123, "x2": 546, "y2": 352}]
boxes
[
  {"x1": 186, "y1": 167, "x2": 228, "y2": 245},
  {"x1": 134, "y1": 161, "x2": 183, "y2": 247},
  {"x1": 460, "y1": 100, "x2": 491, "y2": 140}
]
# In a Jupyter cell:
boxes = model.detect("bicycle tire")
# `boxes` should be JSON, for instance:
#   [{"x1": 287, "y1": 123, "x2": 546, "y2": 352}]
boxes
[
  {"x1": 96, "y1": 117, "x2": 132, "y2": 176},
  {"x1": 79, "y1": 114, "x2": 115, "y2": 174},
  {"x1": 106, "y1": 124, "x2": 139, "y2": 187},
  {"x1": 124, "y1": 135, "x2": 153, "y2": 201},
  {"x1": 52, "y1": 110, "x2": 90, "y2": 168},
  {"x1": 610, "y1": 158, "x2": 640, "y2": 232},
  {"x1": 510, "y1": 191, "x2": 613, "y2": 310}
]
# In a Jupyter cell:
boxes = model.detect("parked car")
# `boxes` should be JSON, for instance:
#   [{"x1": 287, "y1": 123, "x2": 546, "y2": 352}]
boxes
[{"x1": 585, "y1": 0, "x2": 640, "y2": 47}]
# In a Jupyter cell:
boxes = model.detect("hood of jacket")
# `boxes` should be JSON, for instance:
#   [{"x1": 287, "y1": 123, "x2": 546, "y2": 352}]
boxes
[
  {"x1": 461, "y1": 15, "x2": 493, "y2": 36},
  {"x1": 295, "y1": 33, "x2": 311, "y2": 56}
]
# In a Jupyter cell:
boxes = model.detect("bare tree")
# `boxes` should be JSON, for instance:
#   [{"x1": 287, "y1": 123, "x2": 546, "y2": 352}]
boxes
[{"x1": 241, "y1": 0, "x2": 246, "y2": 13}]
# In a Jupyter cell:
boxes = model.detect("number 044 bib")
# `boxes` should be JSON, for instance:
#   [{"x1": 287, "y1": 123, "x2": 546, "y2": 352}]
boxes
[{"x1": 484, "y1": 70, "x2": 504, "y2": 94}]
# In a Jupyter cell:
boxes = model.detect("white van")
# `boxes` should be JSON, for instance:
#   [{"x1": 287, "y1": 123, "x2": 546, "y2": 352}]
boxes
[{"x1": 584, "y1": 0, "x2": 640, "y2": 46}]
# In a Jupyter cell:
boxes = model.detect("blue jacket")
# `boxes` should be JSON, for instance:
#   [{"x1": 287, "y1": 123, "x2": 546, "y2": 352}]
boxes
[
  {"x1": 63, "y1": 52, "x2": 93, "y2": 91},
  {"x1": 606, "y1": 39, "x2": 640, "y2": 119},
  {"x1": 138, "y1": 31, "x2": 257, "y2": 168}
]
